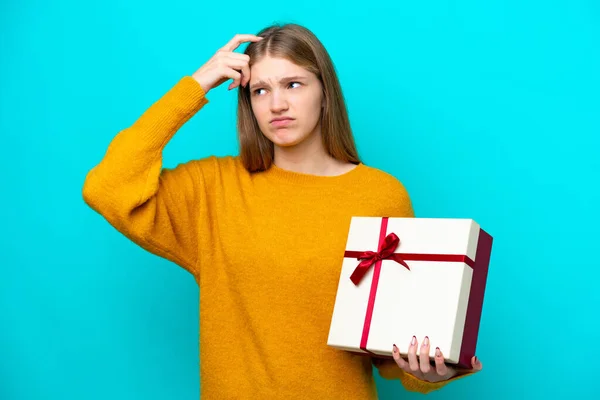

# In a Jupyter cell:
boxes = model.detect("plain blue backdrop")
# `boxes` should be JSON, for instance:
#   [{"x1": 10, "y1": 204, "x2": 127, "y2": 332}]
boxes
[{"x1": 1, "y1": 0, "x2": 598, "y2": 399}]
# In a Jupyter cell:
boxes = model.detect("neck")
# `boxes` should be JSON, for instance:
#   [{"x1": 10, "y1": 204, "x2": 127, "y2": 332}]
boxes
[{"x1": 273, "y1": 128, "x2": 350, "y2": 177}]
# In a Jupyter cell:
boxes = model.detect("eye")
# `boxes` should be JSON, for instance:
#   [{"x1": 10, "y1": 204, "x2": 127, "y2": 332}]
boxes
[
  {"x1": 253, "y1": 88, "x2": 266, "y2": 96},
  {"x1": 289, "y1": 82, "x2": 301, "y2": 89}
]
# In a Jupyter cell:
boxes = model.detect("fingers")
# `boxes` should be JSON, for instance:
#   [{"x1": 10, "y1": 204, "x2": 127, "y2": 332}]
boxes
[
  {"x1": 472, "y1": 356, "x2": 483, "y2": 371},
  {"x1": 225, "y1": 69, "x2": 242, "y2": 90},
  {"x1": 218, "y1": 54, "x2": 250, "y2": 89},
  {"x1": 222, "y1": 34, "x2": 263, "y2": 52},
  {"x1": 195, "y1": 34, "x2": 261, "y2": 93},
  {"x1": 222, "y1": 52, "x2": 251, "y2": 62},
  {"x1": 217, "y1": 33, "x2": 260, "y2": 89},
  {"x1": 434, "y1": 347, "x2": 448, "y2": 376},
  {"x1": 217, "y1": 56, "x2": 248, "y2": 89},
  {"x1": 407, "y1": 336, "x2": 419, "y2": 372},
  {"x1": 419, "y1": 336, "x2": 431, "y2": 374},
  {"x1": 240, "y1": 61, "x2": 251, "y2": 87},
  {"x1": 396, "y1": 337, "x2": 463, "y2": 378},
  {"x1": 392, "y1": 344, "x2": 408, "y2": 370}
]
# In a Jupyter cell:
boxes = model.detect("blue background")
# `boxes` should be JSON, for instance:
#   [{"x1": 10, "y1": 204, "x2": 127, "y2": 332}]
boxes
[{"x1": 2, "y1": 0, "x2": 598, "y2": 398}]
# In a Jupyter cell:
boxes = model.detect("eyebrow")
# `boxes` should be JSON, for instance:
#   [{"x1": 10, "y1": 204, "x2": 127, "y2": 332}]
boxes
[{"x1": 249, "y1": 76, "x2": 308, "y2": 90}]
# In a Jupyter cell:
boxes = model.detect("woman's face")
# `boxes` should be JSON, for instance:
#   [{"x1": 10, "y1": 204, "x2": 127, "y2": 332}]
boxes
[{"x1": 249, "y1": 56, "x2": 324, "y2": 149}]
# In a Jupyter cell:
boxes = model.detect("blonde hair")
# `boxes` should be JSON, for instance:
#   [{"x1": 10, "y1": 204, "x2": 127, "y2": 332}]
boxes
[{"x1": 236, "y1": 23, "x2": 361, "y2": 172}]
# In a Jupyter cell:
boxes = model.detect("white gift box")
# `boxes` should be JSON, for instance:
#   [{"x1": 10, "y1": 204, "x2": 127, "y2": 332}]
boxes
[{"x1": 327, "y1": 217, "x2": 493, "y2": 368}]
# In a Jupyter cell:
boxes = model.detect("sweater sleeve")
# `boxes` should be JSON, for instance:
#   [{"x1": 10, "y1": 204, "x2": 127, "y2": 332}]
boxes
[{"x1": 82, "y1": 76, "x2": 211, "y2": 276}]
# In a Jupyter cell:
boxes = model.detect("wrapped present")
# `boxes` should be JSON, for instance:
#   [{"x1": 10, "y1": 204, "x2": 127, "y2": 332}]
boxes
[{"x1": 327, "y1": 217, "x2": 493, "y2": 369}]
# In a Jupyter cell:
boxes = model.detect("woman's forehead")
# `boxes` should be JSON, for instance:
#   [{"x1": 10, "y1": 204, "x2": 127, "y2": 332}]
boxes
[
  {"x1": 250, "y1": 56, "x2": 315, "y2": 82},
  {"x1": 251, "y1": 56, "x2": 303, "y2": 72}
]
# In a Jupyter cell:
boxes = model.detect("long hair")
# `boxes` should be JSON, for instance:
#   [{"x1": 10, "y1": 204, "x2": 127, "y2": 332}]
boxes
[{"x1": 237, "y1": 23, "x2": 361, "y2": 172}]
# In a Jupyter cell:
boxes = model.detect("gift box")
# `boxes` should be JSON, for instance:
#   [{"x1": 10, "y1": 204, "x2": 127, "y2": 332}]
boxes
[{"x1": 327, "y1": 217, "x2": 492, "y2": 369}]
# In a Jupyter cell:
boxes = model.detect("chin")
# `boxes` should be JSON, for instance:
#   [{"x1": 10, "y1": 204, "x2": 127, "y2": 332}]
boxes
[
  {"x1": 266, "y1": 129, "x2": 309, "y2": 147},
  {"x1": 271, "y1": 138, "x2": 304, "y2": 148}
]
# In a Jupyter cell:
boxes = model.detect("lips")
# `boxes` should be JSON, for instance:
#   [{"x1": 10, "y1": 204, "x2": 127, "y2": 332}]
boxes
[
  {"x1": 270, "y1": 117, "x2": 294, "y2": 128},
  {"x1": 270, "y1": 117, "x2": 294, "y2": 123}
]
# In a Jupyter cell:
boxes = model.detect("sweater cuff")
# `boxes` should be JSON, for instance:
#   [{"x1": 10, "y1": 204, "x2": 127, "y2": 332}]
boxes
[{"x1": 398, "y1": 368, "x2": 475, "y2": 394}]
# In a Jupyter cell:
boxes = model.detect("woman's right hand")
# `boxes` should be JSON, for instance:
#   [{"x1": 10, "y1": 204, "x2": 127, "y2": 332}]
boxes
[{"x1": 192, "y1": 34, "x2": 263, "y2": 93}]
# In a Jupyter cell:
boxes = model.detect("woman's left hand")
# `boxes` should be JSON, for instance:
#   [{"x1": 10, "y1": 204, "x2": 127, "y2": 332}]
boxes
[{"x1": 392, "y1": 336, "x2": 483, "y2": 382}]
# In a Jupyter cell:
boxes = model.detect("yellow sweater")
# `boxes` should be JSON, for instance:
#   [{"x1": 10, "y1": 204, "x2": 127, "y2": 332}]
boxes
[{"x1": 83, "y1": 76, "x2": 465, "y2": 398}]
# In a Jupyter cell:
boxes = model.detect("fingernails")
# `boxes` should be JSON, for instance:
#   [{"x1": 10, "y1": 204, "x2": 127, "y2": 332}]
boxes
[
  {"x1": 411, "y1": 336, "x2": 416, "y2": 346},
  {"x1": 435, "y1": 347, "x2": 441, "y2": 357},
  {"x1": 393, "y1": 344, "x2": 398, "y2": 354},
  {"x1": 474, "y1": 356, "x2": 478, "y2": 364},
  {"x1": 423, "y1": 336, "x2": 429, "y2": 346}
]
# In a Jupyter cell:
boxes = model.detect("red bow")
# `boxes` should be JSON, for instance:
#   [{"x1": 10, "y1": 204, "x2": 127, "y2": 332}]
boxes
[{"x1": 345, "y1": 233, "x2": 410, "y2": 285}]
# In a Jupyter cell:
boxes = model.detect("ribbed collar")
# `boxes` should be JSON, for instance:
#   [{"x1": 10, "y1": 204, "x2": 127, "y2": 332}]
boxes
[{"x1": 261, "y1": 162, "x2": 366, "y2": 188}]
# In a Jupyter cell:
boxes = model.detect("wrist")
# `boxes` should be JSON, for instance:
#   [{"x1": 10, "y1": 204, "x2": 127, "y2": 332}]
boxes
[{"x1": 191, "y1": 73, "x2": 210, "y2": 93}]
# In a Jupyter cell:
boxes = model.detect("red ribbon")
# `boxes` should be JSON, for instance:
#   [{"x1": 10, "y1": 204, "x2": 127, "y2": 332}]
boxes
[
  {"x1": 345, "y1": 232, "x2": 410, "y2": 285},
  {"x1": 343, "y1": 217, "x2": 476, "y2": 354}
]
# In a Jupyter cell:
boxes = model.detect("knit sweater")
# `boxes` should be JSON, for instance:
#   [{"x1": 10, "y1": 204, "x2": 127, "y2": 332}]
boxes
[{"x1": 82, "y1": 76, "x2": 469, "y2": 398}]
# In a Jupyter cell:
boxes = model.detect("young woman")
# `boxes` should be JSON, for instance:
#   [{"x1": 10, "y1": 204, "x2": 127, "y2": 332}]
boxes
[{"x1": 83, "y1": 23, "x2": 482, "y2": 398}]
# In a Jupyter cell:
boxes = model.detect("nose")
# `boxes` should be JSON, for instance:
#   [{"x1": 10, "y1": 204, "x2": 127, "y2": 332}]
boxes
[{"x1": 269, "y1": 89, "x2": 289, "y2": 113}]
